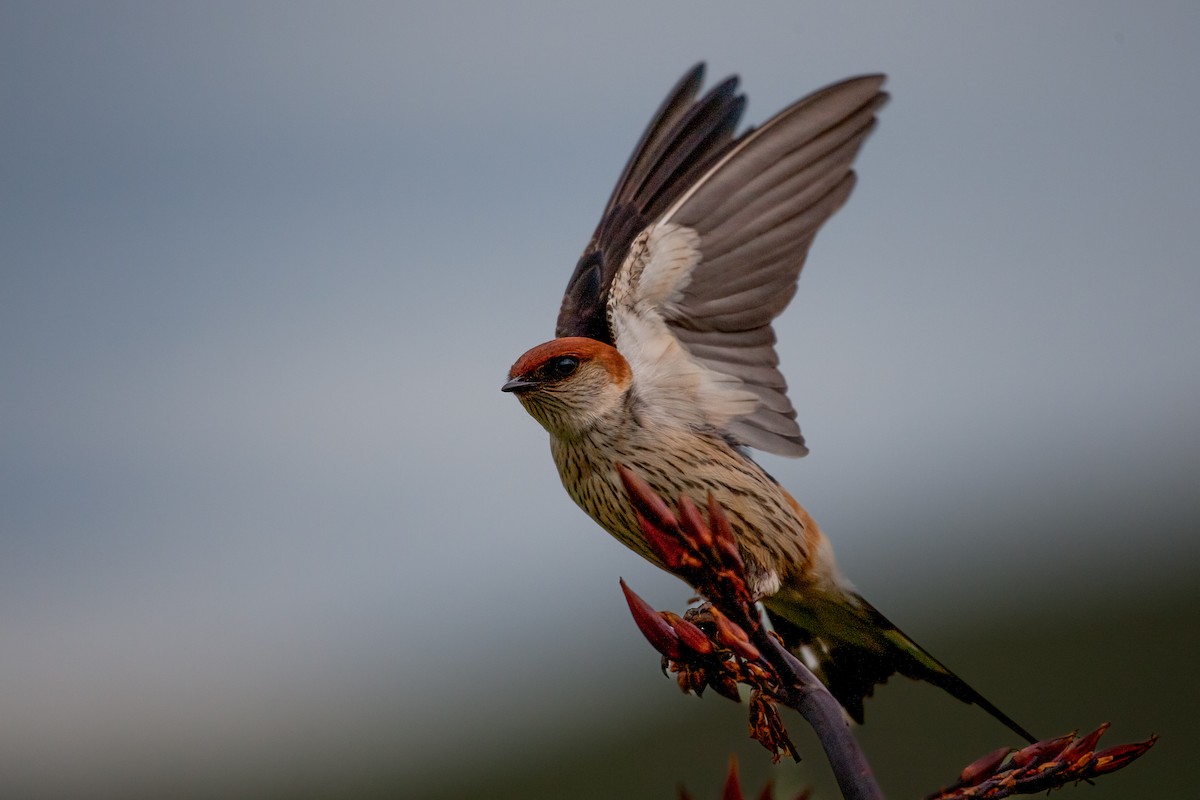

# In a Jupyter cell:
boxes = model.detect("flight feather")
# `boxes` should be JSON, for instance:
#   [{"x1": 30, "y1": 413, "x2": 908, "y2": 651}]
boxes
[{"x1": 558, "y1": 65, "x2": 888, "y2": 456}]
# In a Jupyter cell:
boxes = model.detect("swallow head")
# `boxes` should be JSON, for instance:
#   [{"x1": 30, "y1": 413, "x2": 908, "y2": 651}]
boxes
[{"x1": 503, "y1": 337, "x2": 632, "y2": 438}]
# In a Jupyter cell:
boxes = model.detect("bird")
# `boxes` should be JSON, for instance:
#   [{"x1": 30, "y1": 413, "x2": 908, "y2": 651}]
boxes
[{"x1": 502, "y1": 63, "x2": 1035, "y2": 743}]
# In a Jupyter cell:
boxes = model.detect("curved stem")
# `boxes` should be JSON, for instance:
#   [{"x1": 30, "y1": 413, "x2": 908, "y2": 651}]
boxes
[{"x1": 753, "y1": 624, "x2": 885, "y2": 800}]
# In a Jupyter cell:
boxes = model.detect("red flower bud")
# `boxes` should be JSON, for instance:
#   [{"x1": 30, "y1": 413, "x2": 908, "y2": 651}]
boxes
[
  {"x1": 1010, "y1": 732, "x2": 1074, "y2": 768},
  {"x1": 618, "y1": 465, "x2": 677, "y2": 531},
  {"x1": 722, "y1": 757, "x2": 746, "y2": 800},
  {"x1": 957, "y1": 746, "x2": 1012, "y2": 786},
  {"x1": 677, "y1": 494, "x2": 714, "y2": 550},
  {"x1": 707, "y1": 492, "x2": 744, "y2": 571},
  {"x1": 712, "y1": 607, "x2": 761, "y2": 661},
  {"x1": 1089, "y1": 736, "x2": 1157, "y2": 775},
  {"x1": 664, "y1": 611, "x2": 714, "y2": 655},
  {"x1": 1060, "y1": 723, "x2": 1109, "y2": 765},
  {"x1": 636, "y1": 510, "x2": 690, "y2": 571},
  {"x1": 620, "y1": 579, "x2": 681, "y2": 660}
]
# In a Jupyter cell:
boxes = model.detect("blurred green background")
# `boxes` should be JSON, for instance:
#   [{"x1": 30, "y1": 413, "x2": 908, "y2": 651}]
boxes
[{"x1": 2, "y1": 2, "x2": 1196, "y2": 798}]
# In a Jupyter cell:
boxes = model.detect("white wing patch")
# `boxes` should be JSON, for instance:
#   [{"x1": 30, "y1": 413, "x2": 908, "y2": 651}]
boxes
[{"x1": 609, "y1": 223, "x2": 760, "y2": 430}]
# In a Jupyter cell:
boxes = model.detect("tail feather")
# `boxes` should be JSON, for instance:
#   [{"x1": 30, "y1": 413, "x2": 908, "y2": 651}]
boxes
[{"x1": 763, "y1": 590, "x2": 1036, "y2": 744}]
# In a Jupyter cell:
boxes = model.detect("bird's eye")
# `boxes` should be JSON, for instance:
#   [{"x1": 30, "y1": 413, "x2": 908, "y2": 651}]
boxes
[{"x1": 545, "y1": 356, "x2": 579, "y2": 379}]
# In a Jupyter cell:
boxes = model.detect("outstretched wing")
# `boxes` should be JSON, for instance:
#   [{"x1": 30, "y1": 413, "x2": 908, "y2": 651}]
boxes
[
  {"x1": 591, "y1": 67, "x2": 888, "y2": 455},
  {"x1": 556, "y1": 63, "x2": 745, "y2": 344},
  {"x1": 655, "y1": 74, "x2": 887, "y2": 454}
]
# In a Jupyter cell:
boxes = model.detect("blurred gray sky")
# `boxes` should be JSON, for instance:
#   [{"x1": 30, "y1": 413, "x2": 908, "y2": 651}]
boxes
[{"x1": 2, "y1": 2, "x2": 1197, "y2": 797}]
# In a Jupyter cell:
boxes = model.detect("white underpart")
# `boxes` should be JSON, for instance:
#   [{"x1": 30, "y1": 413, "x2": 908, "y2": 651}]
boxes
[
  {"x1": 609, "y1": 223, "x2": 760, "y2": 430},
  {"x1": 751, "y1": 568, "x2": 783, "y2": 598}
]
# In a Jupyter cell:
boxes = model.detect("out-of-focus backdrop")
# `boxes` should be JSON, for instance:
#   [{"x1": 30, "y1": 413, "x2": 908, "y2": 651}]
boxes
[{"x1": 2, "y1": 3, "x2": 1196, "y2": 798}]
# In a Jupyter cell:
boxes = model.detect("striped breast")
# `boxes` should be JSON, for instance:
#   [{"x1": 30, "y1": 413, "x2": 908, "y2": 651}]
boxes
[{"x1": 549, "y1": 419, "x2": 814, "y2": 599}]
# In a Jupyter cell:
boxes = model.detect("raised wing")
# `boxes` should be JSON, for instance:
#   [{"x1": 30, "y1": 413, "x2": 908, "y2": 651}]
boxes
[
  {"x1": 606, "y1": 69, "x2": 887, "y2": 456},
  {"x1": 556, "y1": 64, "x2": 744, "y2": 343},
  {"x1": 659, "y1": 74, "x2": 888, "y2": 454}
]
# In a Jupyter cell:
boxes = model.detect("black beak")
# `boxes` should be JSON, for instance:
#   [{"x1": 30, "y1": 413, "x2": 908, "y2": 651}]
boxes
[{"x1": 501, "y1": 377, "x2": 539, "y2": 393}]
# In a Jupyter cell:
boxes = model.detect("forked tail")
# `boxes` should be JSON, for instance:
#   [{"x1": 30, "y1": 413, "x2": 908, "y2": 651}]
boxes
[{"x1": 763, "y1": 589, "x2": 1036, "y2": 744}]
